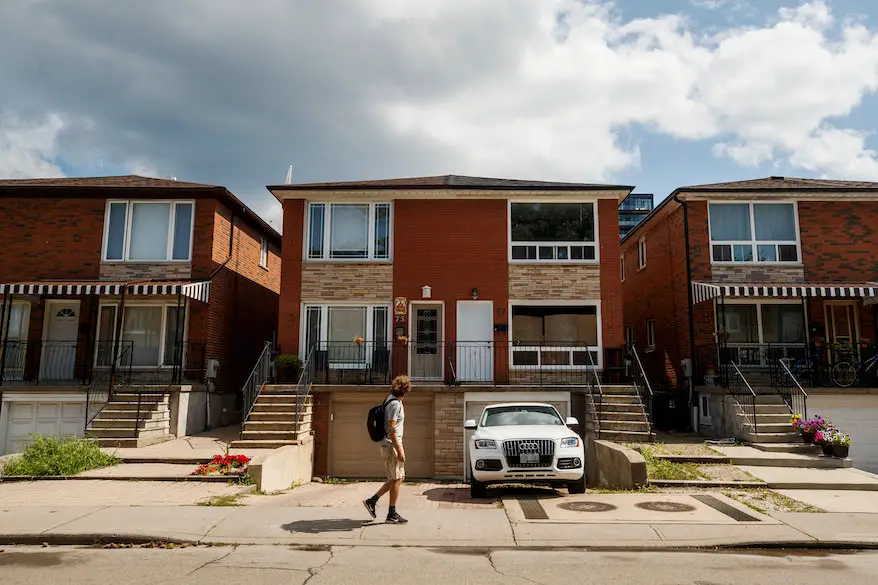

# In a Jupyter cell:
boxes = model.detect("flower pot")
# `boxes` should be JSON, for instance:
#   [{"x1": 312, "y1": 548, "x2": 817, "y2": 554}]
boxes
[
  {"x1": 833, "y1": 445, "x2": 850, "y2": 459},
  {"x1": 802, "y1": 431, "x2": 816, "y2": 444},
  {"x1": 821, "y1": 442, "x2": 834, "y2": 456}
]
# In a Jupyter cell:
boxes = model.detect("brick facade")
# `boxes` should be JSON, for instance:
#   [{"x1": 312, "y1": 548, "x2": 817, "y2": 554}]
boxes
[
  {"x1": 710, "y1": 265, "x2": 805, "y2": 282},
  {"x1": 433, "y1": 392, "x2": 464, "y2": 478},
  {"x1": 598, "y1": 198, "x2": 624, "y2": 349},
  {"x1": 508, "y1": 265, "x2": 600, "y2": 299},
  {"x1": 300, "y1": 264, "x2": 392, "y2": 301},
  {"x1": 99, "y1": 263, "x2": 193, "y2": 280},
  {"x1": 278, "y1": 199, "x2": 305, "y2": 354}
]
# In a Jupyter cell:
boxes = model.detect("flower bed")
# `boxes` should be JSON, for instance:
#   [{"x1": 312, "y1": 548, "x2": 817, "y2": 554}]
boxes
[{"x1": 192, "y1": 454, "x2": 251, "y2": 477}]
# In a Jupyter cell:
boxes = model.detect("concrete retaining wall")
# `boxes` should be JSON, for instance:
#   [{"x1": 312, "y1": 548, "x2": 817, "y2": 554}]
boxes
[
  {"x1": 588, "y1": 439, "x2": 647, "y2": 490},
  {"x1": 249, "y1": 437, "x2": 315, "y2": 492}
]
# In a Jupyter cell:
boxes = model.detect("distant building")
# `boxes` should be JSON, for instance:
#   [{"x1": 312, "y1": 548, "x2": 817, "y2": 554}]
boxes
[{"x1": 618, "y1": 193, "x2": 654, "y2": 238}]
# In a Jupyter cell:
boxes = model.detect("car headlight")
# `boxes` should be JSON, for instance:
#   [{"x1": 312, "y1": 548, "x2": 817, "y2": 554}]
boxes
[
  {"x1": 560, "y1": 437, "x2": 580, "y2": 448},
  {"x1": 474, "y1": 439, "x2": 497, "y2": 449}
]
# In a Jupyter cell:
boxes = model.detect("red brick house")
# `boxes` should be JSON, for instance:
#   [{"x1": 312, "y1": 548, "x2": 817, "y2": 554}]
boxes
[
  {"x1": 267, "y1": 175, "x2": 637, "y2": 479},
  {"x1": 621, "y1": 176, "x2": 878, "y2": 432},
  {"x1": 0, "y1": 176, "x2": 281, "y2": 453}
]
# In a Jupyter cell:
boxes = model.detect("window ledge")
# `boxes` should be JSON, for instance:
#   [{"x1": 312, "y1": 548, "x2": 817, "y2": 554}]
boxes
[
  {"x1": 509, "y1": 260, "x2": 600, "y2": 265},
  {"x1": 101, "y1": 260, "x2": 192, "y2": 265},
  {"x1": 305, "y1": 259, "x2": 393, "y2": 264},
  {"x1": 711, "y1": 261, "x2": 804, "y2": 268}
]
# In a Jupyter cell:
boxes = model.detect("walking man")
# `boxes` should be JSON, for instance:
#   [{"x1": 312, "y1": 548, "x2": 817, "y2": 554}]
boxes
[{"x1": 364, "y1": 375, "x2": 411, "y2": 524}]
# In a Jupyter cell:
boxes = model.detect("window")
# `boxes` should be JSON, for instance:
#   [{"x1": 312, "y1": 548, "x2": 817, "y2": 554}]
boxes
[
  {"x1": 709, "y1": 203, "x2": 799, "y2": 263},
  {"x1": 1, "y1": 302, "x2": 30, "y2": 377},
  {"x1": 259, "y1": 237, "x2": 268, "y2": 268},
  {"x1": 306, "y1": 203, "x2": 391, "y2": 260},
  {"x1": 510, "y1": 203, "x2": 597, "y2": 262},
  {"x1": 94, "y1": 304, "x2": 186, "y2": 368},
  {"x1": 510, "y1": 304, "x2": 600, "y2": 368},
  {"x1": 620, "y1": 256, "x2": 626, "y2": 282},
  {"x1": 637, "y1": 237, "x2": 647, "y2": 269},
  {"x1": 103, "y1": 201, "x2": 194, "y2": 262},
  {"x1": 646, "y1": 319, "x2": 655, "y2": 348},
  {"x1": 715, "y1": 302, "x2": 807, "y2": 367},
  {"x1": 699, "y1": 394, "x2": 712, "y2": 425},
  {"x1": 302, "y1": 304, "x2": 390, "y2": 364}
]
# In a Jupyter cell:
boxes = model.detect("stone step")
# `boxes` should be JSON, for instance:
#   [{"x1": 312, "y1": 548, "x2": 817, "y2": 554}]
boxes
[
  {"x1": 597, "y1": 411, "x2": 649, "y2": 422},
  {"x1": 587, "y1": 403, "x2": 644, "y2": 415},
  {"x1": 752, "y1": 443, "x2": 824, "y2": 455},
  {"x1": 595, "y1": 395, "x2": 641, "y2": 405},
  {"x1": 239, "y1": 430, "x2": 303, "y2": 440},
  {"x1": 742, "y1": 422, "x2": 795, "y2": 433},
  {"x1": 598, "y1": 385, "x2": 641, "y2": 396},
  {"x1": 112, "y1": 392, "x2": 169, "y2": 401},
  {"x1": 250, "y1": 401, "x2": 312, "y2": 412},
  {"x1": 255, "y1": 394, "x2": 313, "y2": 405},
  {"x1": 94, "y1": 407, "x2": 169, "y2": 419},
  {"x1": 598, "y1": 420, "x2": 652, "y2": 433},
  {"x1": 754, "y1": 413, "x2": 796, "y2": 423},
  {"x1": 259, "y1": 385, "x2": 309, "y2": 394},
  {"x1": 595, "y1": 430, "x2": 656, "y2": 442},
  {"x1": 88, "y1": 417, "x2": 169, "y2": 430},
  {"x1": 242, "y1": 421, "x2": 309, "y2": 432},
  {"x1": 746, "y1": 432, "x2": 801, "y2": 443},
  {"x1": 101, "y1": 401, "x2": 170, "y2": 412},
  {"x1": 247, "y1": 411, "x2": 313, "y2": 423},
  {"x1": 86, "y1": 427, "x2": 169, "y2": 439},
  {"x1": 753, "y1": 405, "x2": 792, "y2": 415},
  {"x1": 91, "y1": 434, "x2": 173, "y2": 449},
  {"x1": 229, "y1": 439, "x2": 301, "y2": 449}
]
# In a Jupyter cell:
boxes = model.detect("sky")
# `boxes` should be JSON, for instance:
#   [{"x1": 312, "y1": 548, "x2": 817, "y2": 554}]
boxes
[{"x1": 1, "y1": 0, "x2": 877, "y2": 232}]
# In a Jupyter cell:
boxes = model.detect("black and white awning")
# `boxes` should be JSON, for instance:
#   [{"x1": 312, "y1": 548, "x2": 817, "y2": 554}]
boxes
[
  {"x1": 692, "y1": 281, "x2": 878, "y2": 304},
  {"x1": 0, "y1": 280, "x2": 211, "y2": 303}
]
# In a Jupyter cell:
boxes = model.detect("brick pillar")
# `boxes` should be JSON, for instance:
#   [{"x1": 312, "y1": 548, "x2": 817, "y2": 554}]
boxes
[{"x1": 433, "y1": 392, "x2": 464, "y2": 479}]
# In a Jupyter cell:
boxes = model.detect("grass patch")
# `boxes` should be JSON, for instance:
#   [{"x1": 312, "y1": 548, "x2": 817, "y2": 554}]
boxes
[
  {"x1": 588, "y1": 485, "x2": 659, "y2": 494},
  {"x1": 198, "y1": 494, "x2": 245, "y2": 507},
  {"x1": 228, "y1": 473, "x2": 254, "y2": 486},
  {"x1": 322, "y1": 477, "x2": 353, "y2": 485},
  {"x1": 642, "y1": 447, "x2": 707, "y2": 481},
  {"x1": 0, "y1": 435, "x2": 118, "y2": 477}
]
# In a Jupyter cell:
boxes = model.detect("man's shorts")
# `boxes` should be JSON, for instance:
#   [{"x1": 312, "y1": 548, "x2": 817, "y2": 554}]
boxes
[{"x1": 380, "y1": 444, "x2": 405, "y2": 480}]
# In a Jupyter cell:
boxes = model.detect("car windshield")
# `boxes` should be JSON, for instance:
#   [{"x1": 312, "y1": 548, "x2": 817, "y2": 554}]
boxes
[{"x1": 482, "y1": 406, "x2": 563, "y2": 427}]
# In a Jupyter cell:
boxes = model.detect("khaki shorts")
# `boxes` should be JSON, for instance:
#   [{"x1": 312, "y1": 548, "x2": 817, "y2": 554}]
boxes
[{"x1": 380, "y1": 444, "x2": 405, "y2": 481}]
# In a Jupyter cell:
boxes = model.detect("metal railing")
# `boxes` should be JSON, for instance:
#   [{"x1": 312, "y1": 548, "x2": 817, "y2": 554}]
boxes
[
  {"x1": 295, "y1": 345, "x2": 317, "y2": 437},
  {"x1": 120, "y1": 341, "x2": 207, "y2": 386},
  {"x1": 85, "y1": 342, "x2": 134, "y2": 429},
  {"x1": 242, "y1": 342, "x2": 274, "y2": 427},
  {"x1": 729, "y1": 361, "x2": 758, "y2": 435},
  {"x1": 1, "y1": 340, "x2": 89, "y2": 385},
  {"x1": 628, "y1": 344, "x2": 654, "y2": 425},
  {"x1": 583, "y1": 341, "x2": 604, "y2": 437},
  {"x1": 773, "y1": 358, "x2": 808, "y2": 419}
]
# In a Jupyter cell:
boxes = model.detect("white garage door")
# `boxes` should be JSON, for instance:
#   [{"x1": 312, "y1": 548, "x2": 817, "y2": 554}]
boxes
[
  {"x1": 809, "y1": 395, "x2": 878, "y2": 474},
  {"x1": 3, "y1": 401, "x2": 85, "y2": 455},
  {"x1": 463, "y1": 393, "x2": 570, "y2": 479}
]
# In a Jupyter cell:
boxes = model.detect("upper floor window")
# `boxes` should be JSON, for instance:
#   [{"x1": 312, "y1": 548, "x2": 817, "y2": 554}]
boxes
[
  {"x1": 637, "y1": 237, "x2": 647, "y2": 269},
  {"x1": 709, "y1": 202, "x2": 799, "y2": 263},
  {"x1": 620, "y1": 255, "x2": 626, "y2": 282},
  {"x1": 307, "y1": 202, "x2": 391, "y2": 261},
  {"x1": 103, "y1": 201, "x2": 194, "y2": 262},
  {"x1": 510, "y1": 203, "x2": 596, "y2": 262},
  {"x1": 259, "y1": 237, "x2": 268, "y2": 268}
]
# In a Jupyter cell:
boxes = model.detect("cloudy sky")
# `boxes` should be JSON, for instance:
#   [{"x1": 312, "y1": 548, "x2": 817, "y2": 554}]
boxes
[{"x1": 1, "y1": 0, "x2": 877, "y2": 230}]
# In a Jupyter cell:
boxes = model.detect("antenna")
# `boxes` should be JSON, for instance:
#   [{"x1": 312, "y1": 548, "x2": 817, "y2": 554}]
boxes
[{"x1": 285, "y1": 165, "x2": 293, "y2": 185}]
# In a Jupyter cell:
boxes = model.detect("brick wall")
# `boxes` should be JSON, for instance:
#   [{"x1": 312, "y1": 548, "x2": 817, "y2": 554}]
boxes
[
  {"x1": 508, "y1": 265, "x2": 600, "y2": 299},
  {"x1": 301, "y1": 264, "x2": 392, "y2": 301},
  {"x1": 99, "y1": 263, "x2": 192, "y2": 280},
  {"x1": 598, "y1": 198, "x2": 623, "y2": 349},
  {"x1": 433, "y1": 392, "x2": 464, "y2": 478},
  {"x1": 278, "y1": 199, "x2": 305, "y2": 354},
  {"x1": 799, "y1": 201, "x2": 878, "y2": 281},
  {"x1": 711, "y1": 265, "x2": 805, "y2": 283}
]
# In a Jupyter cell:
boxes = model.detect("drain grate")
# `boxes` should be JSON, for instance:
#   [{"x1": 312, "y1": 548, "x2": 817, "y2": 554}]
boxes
[
  {"x1": 635, "y1": 501, "x2": 697, "y2": 513},
  {"x1": 517, "y1": 497, "x2": 549, "y2": 520},
  {"x1": 692, "y1": 495, "x2": 761, "y2": 522},
  {"x1": 558, "y1": 501, "x2": 618, "y2": 513}
]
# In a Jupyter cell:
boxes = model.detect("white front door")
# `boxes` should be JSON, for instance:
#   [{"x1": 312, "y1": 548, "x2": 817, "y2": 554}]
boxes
[
  {"x1": 456, "y1": 301, "x2": 493, "y2": 382},
  {"x1": 41, "y1": 301, "x2": 80, "y2": 381}
]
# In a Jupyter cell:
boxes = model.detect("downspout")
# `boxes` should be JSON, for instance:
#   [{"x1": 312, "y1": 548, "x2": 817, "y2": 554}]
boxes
[{"x1": 673, "y1": 192, "x2": 696, "y2": 430}]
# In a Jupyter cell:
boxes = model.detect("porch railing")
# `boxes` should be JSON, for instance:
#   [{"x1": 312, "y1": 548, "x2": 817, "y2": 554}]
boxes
[
  {"x1": 772, "y1": 358, "x2": 808, "y2": 419},
  {"x1": 627, "y1": 344, "x2": 654, "y2": 425},
  {"x1": 295, "y1": 345, "x2": 317, "y2": 434},
  {"x1": 583, "y1": 340, "x2": 604, "y2": 437},
  {"x1": 85, "y1": 341, "x2": 134, "y2": 429},
  {"x1": 119, "y1": 341, "x2": 207, "y2": 386},
  {"x1": 242, "y1": 342, "x2": 274, "y2": 426},
  {"x1": 729, "y1": 361, "x2": 758, "y2": 436}
]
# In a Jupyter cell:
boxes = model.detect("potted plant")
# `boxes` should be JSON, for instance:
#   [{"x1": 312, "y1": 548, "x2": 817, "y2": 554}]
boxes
[
  {"x1": 801, "y1": 415, "x2": 827, "y2": 444},
  {"x1": 815, "y1": 430, "x2": 834, "y2": 456},
  {"x1": 790, "y1": 413, "x2": 804, "y2": 434},
  {"x1": 832, "y1": 432, "x2": 851, "y2": 459},
  {"x1": 275, "y1": 353, "x2": 303, "y2": 384}
]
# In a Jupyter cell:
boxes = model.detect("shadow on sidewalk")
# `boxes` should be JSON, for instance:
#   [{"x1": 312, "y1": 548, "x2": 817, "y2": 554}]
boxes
[
  {"x1": 282, "y1": 519, "x2": 375, "y2": 534},
  {"x1": 421, "y1": 484, "x2": 561, "y2": 504}
]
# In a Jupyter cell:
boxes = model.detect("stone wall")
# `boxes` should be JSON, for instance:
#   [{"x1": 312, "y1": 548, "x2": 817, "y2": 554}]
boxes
[
  {"x1": 300, "y1": 263, "x2": 392, "y2": 301},
  {"x1": 710, "y1": 264, "x2": 805, "y2": 283},
  {"x1": 508, "y1": 264, "x2": 601, "y2": 299},
  {"x1": 99, "y1": 262, "x2": 192, "y2": 280}
]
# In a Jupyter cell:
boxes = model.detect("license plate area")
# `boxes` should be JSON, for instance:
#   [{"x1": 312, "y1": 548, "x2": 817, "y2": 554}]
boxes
[{"x1": 520, "y1": 452, "x2": 540, "y2": 464}]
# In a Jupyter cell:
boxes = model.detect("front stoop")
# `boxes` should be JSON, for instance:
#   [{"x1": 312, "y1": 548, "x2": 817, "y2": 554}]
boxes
[
  {"x1": 585, "y1": 386, "x2": 656, "y2": 442},
  {"x1": 86, "y1": 391, "x2": 173, "y2": 448},
  {"x1": 231, "y1": 386, "x2": 313, "y2": 449}
]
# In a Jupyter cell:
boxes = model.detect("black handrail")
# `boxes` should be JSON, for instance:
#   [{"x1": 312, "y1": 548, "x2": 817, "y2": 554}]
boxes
[
  {"x1": 241, "y1": 342, "x2": 273, "y2": 428},
  {"x1": 85, "y1": 342, "x2": 134, "y2": 430},
  {"x1": 295, "y1": 345, "x2": 317, "y2": 439},
  {"x1": 729, "y1": 361, "x2": 758, "y2": 435},
  {"x1": 628, "y1": 344, "x2": 654, "y2": 425},
  {"x1": 774, "y1": 358, "x2": 808, "y2": 419},
  {"x1": 583, "y1": 346, "x2": 603, "y2": 437}
]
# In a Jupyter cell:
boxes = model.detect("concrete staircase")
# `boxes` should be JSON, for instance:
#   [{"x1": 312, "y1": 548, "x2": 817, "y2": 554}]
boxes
[
  {"x1": 86, "y1": 390, "x2": 172, "y2": 448},
  {"x1": 732, "y1": 393, "x2": 812, "y2": 453},
  {"x1": 231, "y1": 385, "x2": 312, "y2": 449},
  {"x1": 585, "y1": 385, "x2": 655, "y2": 443}
]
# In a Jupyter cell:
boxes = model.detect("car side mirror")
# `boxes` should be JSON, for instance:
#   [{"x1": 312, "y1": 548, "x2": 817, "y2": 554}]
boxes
[
  {"x1": 566, "y1": 417, "x2": 579, "y2": 426},
  {"x1": 464, "y1": 419, "x2": 478, "y2": 430}
]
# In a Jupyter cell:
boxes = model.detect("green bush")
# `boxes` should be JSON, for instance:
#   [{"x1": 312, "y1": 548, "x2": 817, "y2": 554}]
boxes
[
  {"x1": 275, "y1": 354, "x2": 303, "y2": 383},
  {"x1": 1, "y1": 435, "x2": 119, "y2": 477}
]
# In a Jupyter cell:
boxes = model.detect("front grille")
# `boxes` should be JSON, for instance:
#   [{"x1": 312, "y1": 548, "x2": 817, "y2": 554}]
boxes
[{"x1": 502, "y1": 439, "x2": 555, "y2": 468}]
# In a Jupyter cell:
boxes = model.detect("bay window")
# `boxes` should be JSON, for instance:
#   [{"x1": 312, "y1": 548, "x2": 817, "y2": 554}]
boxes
[
  {"x1": 709, "y1": 202, "x2": 799, "y2": 263},
  {"x1": 302, "y1": 304, "x2": 390, "y2": 365},
  {"x1": 307, "y1": 203, "x2": 391, "y2": 260},
  {"x1": 95, "y1": 304, "x2": 186, "y2": 368},
  {"x1": 103, "y1": 200, "x2": 194, "y2": 262},
  {"x1": 510, "y1": 304, "x2": 600, "y2": 368},
  {"x1": 510, "y1": 203, "x2": 597, "y2": 262}
]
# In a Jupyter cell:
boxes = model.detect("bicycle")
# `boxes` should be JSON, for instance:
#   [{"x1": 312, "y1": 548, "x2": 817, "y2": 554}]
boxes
[
  {"x1": 781, "y1": 347, "x2": 831, "y2": 387},
  {"x1": 831, "y1": 352, "x2": 878, "y2": 388}
]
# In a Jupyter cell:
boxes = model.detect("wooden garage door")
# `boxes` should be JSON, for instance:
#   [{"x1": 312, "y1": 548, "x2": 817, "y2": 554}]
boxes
[
  {"x1": 4, "y1": 401, "x2": 85, "y2": 455},
  {"x1": 330, "y1": 393, "x2": 434, "y2": 479}
]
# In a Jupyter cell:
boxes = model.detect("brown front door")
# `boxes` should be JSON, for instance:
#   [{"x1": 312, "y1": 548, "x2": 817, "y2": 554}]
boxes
[{"x1": 825, "y1": 302, "x2": 860, "y2": 363}]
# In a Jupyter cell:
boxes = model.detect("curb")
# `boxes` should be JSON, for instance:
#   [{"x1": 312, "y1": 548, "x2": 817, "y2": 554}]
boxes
[
  {"x1": 0, "y1": 475, "x2": 234, "y2": 483},
  {"x1": 649, "y1": 480, "x2": 768, "y2": 488}
]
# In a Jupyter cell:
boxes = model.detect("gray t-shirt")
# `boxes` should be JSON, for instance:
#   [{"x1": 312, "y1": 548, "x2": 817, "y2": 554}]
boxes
[{"x1": 382, "y1": 395, "x2": 404, "y2": 447}]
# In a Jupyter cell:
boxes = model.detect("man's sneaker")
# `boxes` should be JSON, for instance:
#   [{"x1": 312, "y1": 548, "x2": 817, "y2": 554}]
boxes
[
  {"x1": 386, "y1": 512, "x2": 408, "y2": 524},
  {"x1": 363, "y1": 498, "x2": 377, "y2": 519}
]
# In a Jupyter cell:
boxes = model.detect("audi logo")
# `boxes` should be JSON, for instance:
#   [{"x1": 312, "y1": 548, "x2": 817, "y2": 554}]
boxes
[{"x1": 518, "y1": 442, "x2": 540, "y2": 452}]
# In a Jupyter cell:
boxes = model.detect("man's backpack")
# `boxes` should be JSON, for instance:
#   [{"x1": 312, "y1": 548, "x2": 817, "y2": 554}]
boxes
[{"x1": 367, "y1": 396, "x2": 398, "y2": 442}]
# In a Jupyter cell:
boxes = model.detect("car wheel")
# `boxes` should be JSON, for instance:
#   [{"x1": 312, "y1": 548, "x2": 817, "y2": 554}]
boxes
[
  {"x1": 470, "y1": 475, "x2": 487, "y2": 498},
  {"x1": 567, "y1": 476, "x2": 586, "y2": 494}
]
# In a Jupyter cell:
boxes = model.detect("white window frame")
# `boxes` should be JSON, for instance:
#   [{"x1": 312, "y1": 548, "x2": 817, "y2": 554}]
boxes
[
  {"x1": 1, "y1": 301, "x2": 31, "y2": 341},
  {"x1": 637, "y1": 237, "x2": 647, "y2": 269},
  {"x1": 101, "y1": 200, "x2": 195, "y2": 263},
  {"x1": 299, "y1": 302, "x2": 392, "y2": 367},
  {"x1": 708, "y1": 201, "x2": 802, "y2": 265},
  {"x1": 646, "y1": 319, "x2": 655, "y2": 349},
  {"x1": 712, "y1": 298, "x2": 809, "y2": 347},
  {"x1": 259, "y1": 237, "x2": 268, "y2": 269},
  {"x1": 508, "y1": 299, "x2": 603, "y2": 370},
  {"x1": 304, "y1": 202, "x2": 393, "y2": 262},
  {"x1": 699, "y1": 394, "x2": 712, "y2": 426},
  {"x1": 94, "y1": 301, "x2": 190, "y2": 369},
  {"x1": 620, "y1": 255, "x2": 626, "y2": 282},
  {"x1": 508, "y1": 200, "x2": 600, "y2": 264}
]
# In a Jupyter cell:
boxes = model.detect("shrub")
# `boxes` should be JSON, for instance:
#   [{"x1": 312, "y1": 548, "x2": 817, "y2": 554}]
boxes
[
  {"x1": 1, "y1": 435, "x2": 118, "y2": 477},
  {"x1": 275, "y1": 354, "x2": 303, "y2": 383}
]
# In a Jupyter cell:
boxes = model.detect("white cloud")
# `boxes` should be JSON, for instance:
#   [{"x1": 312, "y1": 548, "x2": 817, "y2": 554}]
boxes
[{"x1": 0, "y1": 112, "x2": 66, "y2": 178}]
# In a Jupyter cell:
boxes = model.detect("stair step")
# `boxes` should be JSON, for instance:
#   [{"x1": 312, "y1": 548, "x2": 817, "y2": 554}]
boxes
[
  {"x1": 229, "y1": 439, "x2": 301, "y2": 449},
  {"x1": 752, "y1": 405, "x2": 792, "y2": 415},
  {"x1": 598, "y1": 386, "x2": 640, "y2": 396},
  {"x1": 242, "y1": 421, "x2": 309, "y2": 432},
  {"x1": 87, "y1": 426, "x2": 169, "y2": 438},
  {"x1": 247, "y1": 411, "x2": 313, "y2": 422},
  {"x1": 240, "y1": 430, "x2": 302, "y2": 440},
  {"x1": 89, "y1": 417, "x2": 169, "y2": 430},
  {"x1": 258, "y1": 385, "x2": 310, "y2": 394},
  {"x1": 742, "y1": 422, "x2": 794, "y2": 433},
  {"x1": 746, "y1": 432, "x2": 802, "y2": 443},
  {"x1": 595, "y1": 430, "x2": 656, "y2": 442},
  {"x1": 752, "y1": 443, "x2": 823, "y2": 455},
  {"x1": 101, "y1": 401, "x2": 170, "y2": 411},
  {"x1": 251, "y1": 402, "x2": 312, "y2": 412},
  {"x1": 598, "y1": 420, "x2": 652, "y2": 432},
  {"x1": 94, "y1": 408, "x2": 169, "y2": 419},
  {"x1": 587, "y1": 403, "x2": 644, "y2": 414},
  {"x1": 255, "y1": 394, "x2": 313, "y2": 404},
  {"x1": 597, "y1": 411, "x2": 649, "y2": 421},
  {"x1": 595, "y1": 395, "x2": 641, "y2": 405}
]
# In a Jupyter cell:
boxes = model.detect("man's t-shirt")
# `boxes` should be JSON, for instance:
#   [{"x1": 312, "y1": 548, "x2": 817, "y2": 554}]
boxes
[{"x1": 382, "y1": 395, "x2": 404, "y2": 447}]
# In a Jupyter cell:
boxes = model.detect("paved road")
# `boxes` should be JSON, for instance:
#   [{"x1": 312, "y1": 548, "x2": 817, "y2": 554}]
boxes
[{"x1": 2, "y1": 546, "x2": 878, "y2": 584}]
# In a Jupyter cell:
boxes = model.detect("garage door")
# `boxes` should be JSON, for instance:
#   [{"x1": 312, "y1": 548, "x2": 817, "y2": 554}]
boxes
[
  {"x1": 463, "y1": 396, "x2": 569, "y2": 479},
  {"x1": 809, "y1": 395, "x2": 878, "y2": 474},
  {"x1": 329, "y1": 393, "x2": 434, "y2": 479},
  {"x1": 3, "y1": 401, "x2": 85, "y2": 455}
]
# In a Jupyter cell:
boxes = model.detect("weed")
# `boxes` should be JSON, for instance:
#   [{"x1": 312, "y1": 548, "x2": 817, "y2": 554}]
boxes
[
  {"x1": 322, "y1": 477, "x2": 352, "y2": 485},
  {"x1": 1, "y1": 435, "x2": 118, "y2": 477},
  {"x1": 724, "y1": 490, "x2": 825, "y2": 514},
  {"x1": 198, "y1": 494, "x2": 245, "y2": 507},
  {"x1": 588, "y1": 485, "x2": 659, "y2": 494},
  {"x1": 229, "y1": 473, "x2": 254, "y2": 486},
  {"x1": 641, "y1": 447, "x2": 707, "y2": 481}
]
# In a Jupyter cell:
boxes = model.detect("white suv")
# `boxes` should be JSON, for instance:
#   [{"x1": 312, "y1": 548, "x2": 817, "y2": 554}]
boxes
[{"x1": 464, "y1": 402, "x2": 586, "y2": 498}]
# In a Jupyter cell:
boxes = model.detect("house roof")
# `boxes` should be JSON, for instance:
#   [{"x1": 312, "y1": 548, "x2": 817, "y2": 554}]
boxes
[
  {"x1": 268, "y1": 174, "x2": 633, "y2": 192},
  {"x1": 0, "y1": 175, "x2": 280, "y2": 244},
  {"x1": 676, "y1": 176, "x2": 878, "y2": 192}
]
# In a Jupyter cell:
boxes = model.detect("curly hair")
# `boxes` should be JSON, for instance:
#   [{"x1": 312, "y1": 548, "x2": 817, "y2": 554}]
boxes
[{"x1": 390, "y1": 375, "x2": 412, "y2": 397}]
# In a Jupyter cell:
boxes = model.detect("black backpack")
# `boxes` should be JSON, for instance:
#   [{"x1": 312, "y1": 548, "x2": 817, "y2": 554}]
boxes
[{"x1": 367, "y1": 396, "x2": 398, "y2": 442}]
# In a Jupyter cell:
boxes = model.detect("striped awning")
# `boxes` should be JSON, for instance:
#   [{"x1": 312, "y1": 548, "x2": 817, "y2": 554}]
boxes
[
  {"x1": 0, "y1": 280, "x2": 211, "y2": 303},
  {"x1": 692, "y1": 281, "x2": 878, "y2": 304}
]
